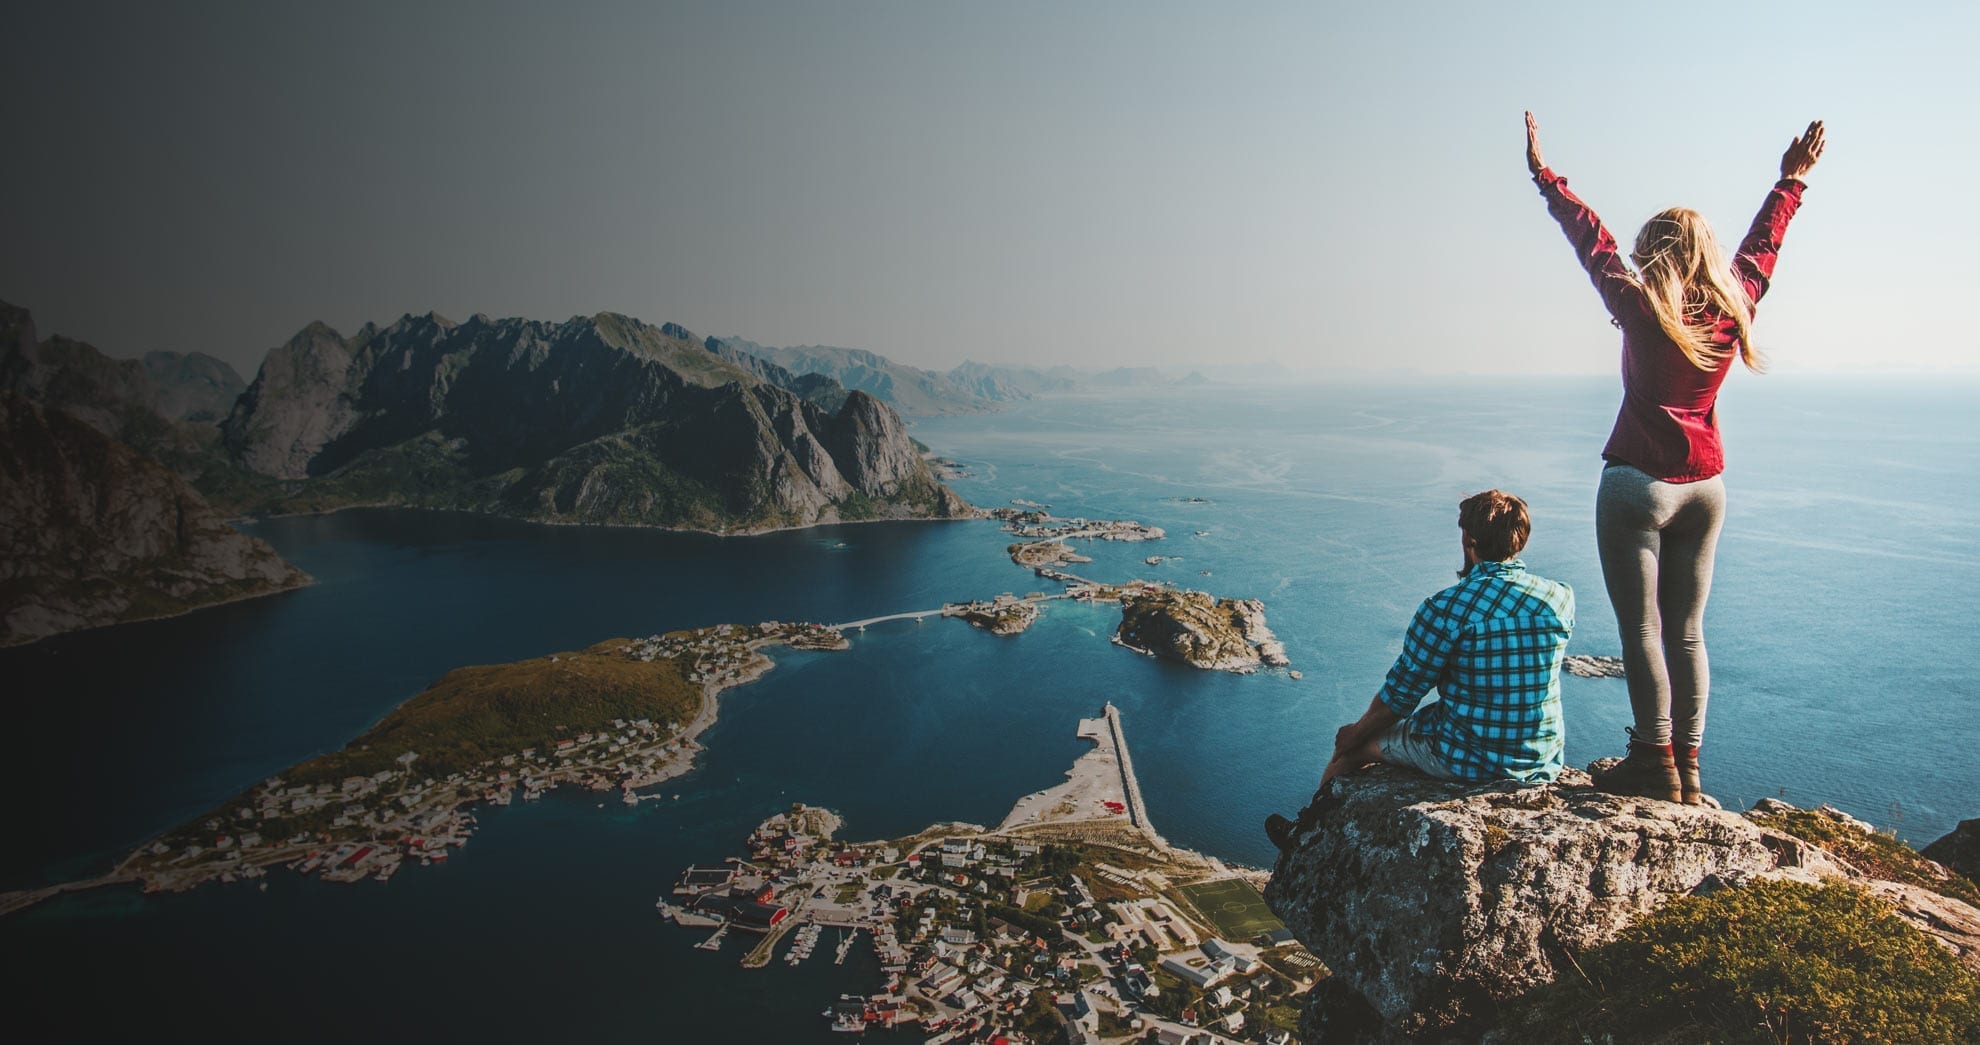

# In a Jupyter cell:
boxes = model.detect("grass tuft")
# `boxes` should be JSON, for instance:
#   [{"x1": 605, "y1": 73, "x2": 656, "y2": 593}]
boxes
[{"x1": 1504, "y1": 877, "x2": 1980, "y2": 1044}]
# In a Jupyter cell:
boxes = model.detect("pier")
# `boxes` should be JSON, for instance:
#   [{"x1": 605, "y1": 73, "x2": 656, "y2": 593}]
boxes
[
  {"x1": 741, "y1": 900, "x2": 807, "y2": 969},
  {"x1": 1105, "y1": 702, "x2": 1168, "y2": 851},
  {"x1": 0, "y1": 872, "x2": 138, "y2": 917}
]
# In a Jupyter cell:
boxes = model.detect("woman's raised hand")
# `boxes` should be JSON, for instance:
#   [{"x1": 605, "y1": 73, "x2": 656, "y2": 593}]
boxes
[
  {"x1": 1780, "y1": 119, "x2": 1826, "y2": 182},
  {"x1": 1525, "y1": 111, "x2": 1546, "y2": 175}
]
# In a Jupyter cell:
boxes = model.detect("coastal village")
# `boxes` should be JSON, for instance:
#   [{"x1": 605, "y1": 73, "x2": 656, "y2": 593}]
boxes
[
  {"x1": 0, "y1": 620, "x2": 851, "y2": 911},
  {"x1": 662, "y1": 706, "x2": 1320, "y2": 1043}
]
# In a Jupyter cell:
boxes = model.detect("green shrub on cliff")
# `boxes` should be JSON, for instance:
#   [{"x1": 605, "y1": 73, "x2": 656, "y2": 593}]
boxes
[
  {"x1": 1507, "y1": 878, "x2": 1980, "y2": 1044},
  {"x1": 1751, "y1": 807, "x2": 1980, "y2": 908}
]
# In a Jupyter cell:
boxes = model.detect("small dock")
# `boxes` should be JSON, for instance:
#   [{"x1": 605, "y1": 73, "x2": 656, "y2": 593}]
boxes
[{"x1": 741, "y1": 905, "x2": 805, "y2": 969}]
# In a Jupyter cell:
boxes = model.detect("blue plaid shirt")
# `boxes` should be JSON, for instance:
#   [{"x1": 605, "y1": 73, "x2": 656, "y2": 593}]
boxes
[{"x1": 1377, "y1": 559, "x2": 1575, "y2": 783}]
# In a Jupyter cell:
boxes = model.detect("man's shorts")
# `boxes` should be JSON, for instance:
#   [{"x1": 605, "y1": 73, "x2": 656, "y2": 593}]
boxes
[{"x1": 1377, "y1": 720, "x2": 1461, "y2": 780}]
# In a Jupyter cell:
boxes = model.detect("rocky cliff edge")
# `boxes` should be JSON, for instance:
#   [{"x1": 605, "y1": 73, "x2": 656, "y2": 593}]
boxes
[{"x1": 1264, "y1": 766, "x2": 1980, "y2": 1043}]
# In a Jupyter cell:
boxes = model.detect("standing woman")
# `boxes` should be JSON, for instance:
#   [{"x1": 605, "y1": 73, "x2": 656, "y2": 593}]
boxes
[{"x1": 1524, "y1": 112, "x2": 1826, "y2": 804}]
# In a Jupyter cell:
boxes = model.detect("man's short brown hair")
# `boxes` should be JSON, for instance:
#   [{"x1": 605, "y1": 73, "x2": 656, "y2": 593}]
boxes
[{"x1": 1459, "y1": 489, "x2": 1531, "y2": 562}]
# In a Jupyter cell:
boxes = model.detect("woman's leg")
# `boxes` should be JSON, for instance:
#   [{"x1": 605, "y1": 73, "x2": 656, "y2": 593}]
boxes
[
  {"x1": 1656, "y1": 477, "x2": 1726, "y2": 750},
  {"x1": 1597, "y1": 465, "x2": 1672, "y2": 745}
]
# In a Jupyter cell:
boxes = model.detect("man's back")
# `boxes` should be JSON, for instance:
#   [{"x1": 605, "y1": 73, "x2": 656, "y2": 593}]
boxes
[{"x1": 1378, "y1": 559, "x2": 1575, "y2": 782}]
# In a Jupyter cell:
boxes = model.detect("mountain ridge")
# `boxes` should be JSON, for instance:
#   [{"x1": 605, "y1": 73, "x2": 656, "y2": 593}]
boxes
[{"x1": 221, "y1": 310, "x2": 971, "y2": 533}]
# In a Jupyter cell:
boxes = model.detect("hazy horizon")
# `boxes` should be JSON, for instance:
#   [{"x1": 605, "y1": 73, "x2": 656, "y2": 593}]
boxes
[{"x1": 5, "y1": 2, "x2": 1975, "y2": 378}]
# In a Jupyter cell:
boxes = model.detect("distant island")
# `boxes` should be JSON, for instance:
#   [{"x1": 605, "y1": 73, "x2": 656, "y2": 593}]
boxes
[
  {"x1": 991, "y1": 507, "x2": 1291, "y2": 673},
  {"x1": 954, "y1": 595, "x2": 1043, "y2": 635},
  {"x1": 1563, "y1": 654, "x2": 1626, "y2": 679},
  {"x1": 1116, "y1": 589, "x2": 1289, "y2": 674}
]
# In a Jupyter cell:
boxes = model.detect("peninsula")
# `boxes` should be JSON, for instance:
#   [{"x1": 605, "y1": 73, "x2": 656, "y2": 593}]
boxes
[{"x1": 0, "y1": 620, "x2": 847, "y2": 914}]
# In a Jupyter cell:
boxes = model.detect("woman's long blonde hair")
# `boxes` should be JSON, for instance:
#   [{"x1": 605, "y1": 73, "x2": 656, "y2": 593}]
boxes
[{"x1": 1629, "y1": 208, "x2": 1763, "y2": 373}]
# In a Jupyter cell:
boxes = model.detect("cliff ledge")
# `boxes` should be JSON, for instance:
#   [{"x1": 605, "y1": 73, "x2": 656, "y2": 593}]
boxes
[{"x1": 1264, "y1": 766, "x2": 1980, "y2": 1043}]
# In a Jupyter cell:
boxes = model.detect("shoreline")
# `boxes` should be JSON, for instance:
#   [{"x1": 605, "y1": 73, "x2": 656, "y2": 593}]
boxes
[
  {"x1": 0, "y1": 570, "x2": 316, "y2": 651},
  {"x1": 9, "y1": 501, "x2": 994, "y2": 652},
  {"x1": 230, "y1": 500, "x2": 989, "y2": 540}
]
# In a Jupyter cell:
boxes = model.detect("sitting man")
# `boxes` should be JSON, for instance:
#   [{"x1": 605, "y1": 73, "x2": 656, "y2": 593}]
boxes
[{"x1": 1268, "y1": 490, "x2": 1574, "y2": 850}]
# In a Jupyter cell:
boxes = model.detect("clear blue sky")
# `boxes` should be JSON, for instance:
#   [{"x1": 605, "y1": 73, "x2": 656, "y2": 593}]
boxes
[{"x1": 3, "y1": 2, "x2": 1974, "y2": 375}]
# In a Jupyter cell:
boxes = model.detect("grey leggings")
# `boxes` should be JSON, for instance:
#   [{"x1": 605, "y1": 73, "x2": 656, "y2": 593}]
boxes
[{"x1": 1596, "y1": 463, "x2": 1727, "y2": 749}]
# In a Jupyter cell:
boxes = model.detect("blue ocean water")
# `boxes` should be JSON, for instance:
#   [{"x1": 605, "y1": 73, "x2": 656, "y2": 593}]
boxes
[{"x1": 1, "y1": 376, "x2": 1973, "y2": 1040}]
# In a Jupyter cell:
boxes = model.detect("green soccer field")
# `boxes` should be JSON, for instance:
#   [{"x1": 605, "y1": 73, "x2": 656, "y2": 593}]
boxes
[{"x1": 1178, "y1": 878, "x2": 1286, "y2": 941}]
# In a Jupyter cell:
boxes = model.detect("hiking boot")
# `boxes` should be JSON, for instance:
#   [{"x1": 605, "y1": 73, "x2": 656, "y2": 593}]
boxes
[
  {"x1": 1674, "y1": 744, "x2": 1703, "y2": 806},
  {"x1": 1592, "y1": 732, "x2": 1681, "y2": 803},
  {"x1": 1265, "y1": 812, "x2": 1298, "y2": 853}
]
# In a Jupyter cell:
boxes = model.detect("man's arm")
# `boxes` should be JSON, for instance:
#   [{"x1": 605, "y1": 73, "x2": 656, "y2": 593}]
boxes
[
  {"x1": 1377, "y1": 596, "x2": 1456, "y2": 716},
  {"x1": 1321, "y1": 597, "x2": 1457, "y2": 784}
]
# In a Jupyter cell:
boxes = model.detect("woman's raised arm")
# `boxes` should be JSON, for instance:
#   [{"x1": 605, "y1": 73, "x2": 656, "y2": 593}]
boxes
[
  {"x1": 1526, "y1": 112, "x2": 1640, "y2": 323},
  {"x1": 1734, "y1": 120, "x2": 1824, "y2": 302}
]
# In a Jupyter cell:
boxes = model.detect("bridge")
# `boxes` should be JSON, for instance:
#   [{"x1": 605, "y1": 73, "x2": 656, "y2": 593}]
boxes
[
  {"x1": 831, "y1": 608, "x2": 951, "y2": 631},
  {"x1": 832, "y1": 593, "x2": 1071, "y2": 632}
]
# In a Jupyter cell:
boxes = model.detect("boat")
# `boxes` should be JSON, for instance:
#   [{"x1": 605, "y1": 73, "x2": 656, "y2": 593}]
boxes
[{"x1": 826, "y1": 995, "x2": 866, "y2": 1033}]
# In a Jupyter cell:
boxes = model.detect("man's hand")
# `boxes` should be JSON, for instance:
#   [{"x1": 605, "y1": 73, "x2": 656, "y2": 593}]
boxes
[
  {"x1": 1780, "y1": 119, "x2": 1826, "y2": 182},
  {"x1": 1333, "y1": 722, "x2": 1359, "y2": 760},
  {"x1": 1524, "y1": 110, "x2": 1546, "y2": 175}
]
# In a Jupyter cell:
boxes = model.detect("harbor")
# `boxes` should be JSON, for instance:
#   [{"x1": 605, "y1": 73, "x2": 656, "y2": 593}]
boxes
[{"x1": 658, "y1": 707, "x2": 1314, "y2": 1041}]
